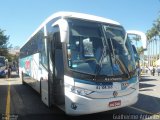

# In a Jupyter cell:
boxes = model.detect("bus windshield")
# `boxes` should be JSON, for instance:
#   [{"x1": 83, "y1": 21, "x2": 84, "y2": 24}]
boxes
[
  {"x1": 67, "y1": 19, "x2": 135, "y2": 77},
  {"x1": 0, "y1": 57, "x2": 5, "y2": 67}
]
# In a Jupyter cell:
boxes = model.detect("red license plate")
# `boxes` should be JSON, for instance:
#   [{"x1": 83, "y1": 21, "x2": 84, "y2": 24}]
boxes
[{"x1": 109, "y1": 100, "x2": 121, "y2": 107}]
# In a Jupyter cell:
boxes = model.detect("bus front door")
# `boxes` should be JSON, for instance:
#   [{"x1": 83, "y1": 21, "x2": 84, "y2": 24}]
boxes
[{"x1": 49, "y1": 26, "x2": 65, "y2": 107}]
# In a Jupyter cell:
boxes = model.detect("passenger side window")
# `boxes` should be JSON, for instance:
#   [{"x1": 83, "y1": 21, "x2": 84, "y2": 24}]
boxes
[{"x1": 40, "y1": 30, "x2": 48, "y2": 70}]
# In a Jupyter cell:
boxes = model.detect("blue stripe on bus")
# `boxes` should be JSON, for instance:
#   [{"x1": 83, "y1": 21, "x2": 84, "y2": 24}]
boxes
[
  {"x1": 74, "y1": 76, "x2": 137, "y2": 85},
  {"x1": 74, "y1": 79, "x2": 113, "y2": 85}
]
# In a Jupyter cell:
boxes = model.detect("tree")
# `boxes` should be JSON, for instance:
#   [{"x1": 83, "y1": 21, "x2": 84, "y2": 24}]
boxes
[
  {"x1": 137, "y1": 46, "x2": 144, "y2": 55},
  {"x1": 146, "y1": 15, "x2": 160, "y2": 66},
  {"x1": 0, "y1": 29, "x2": 9, "y2": 56}
]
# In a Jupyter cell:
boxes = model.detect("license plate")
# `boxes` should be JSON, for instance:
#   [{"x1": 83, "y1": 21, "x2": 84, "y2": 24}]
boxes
[
  {"x1": 109, "y1": 100, "x2": 121, "y2": 107},
  {"x1": 96, "y1": 85, "x2": 113, "y2": 90}
]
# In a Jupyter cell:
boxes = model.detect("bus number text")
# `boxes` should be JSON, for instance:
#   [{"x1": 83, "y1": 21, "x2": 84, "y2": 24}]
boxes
[{"x1": 96, "y1": 85, "x2": 113, "y2": 89}]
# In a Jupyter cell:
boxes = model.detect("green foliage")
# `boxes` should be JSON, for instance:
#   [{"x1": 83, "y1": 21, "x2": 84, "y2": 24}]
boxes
[
  {"x1": 137, "y1": 46, "x2": 144, "y2": 55},
  {"x1": 6, "y1": 54, "x2": 18, "y2": 62},
  {"x1": 146, "y1": 15, "x2": 160, "y2": 40},
  {"x1": 146, "y1": 15, "x2": 160, "y2": 66},
  {"x1": 132, "y1": 35, "x2": 141, "y2": 42},
  {"x1": 0, "y1": 28, "x2": 19, "y2": 63},
  {"x1": 0, "y1": 29, "x2": 9, "y2": 56}
]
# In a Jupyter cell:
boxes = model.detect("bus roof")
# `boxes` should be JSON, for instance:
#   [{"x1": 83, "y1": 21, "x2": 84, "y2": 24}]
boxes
[
  {"x1": 47, "y1": 11, "x2": 121, "y2": 25},
  {"x1": 21, "y1": 11, "x2": 121, "y2": 48}
]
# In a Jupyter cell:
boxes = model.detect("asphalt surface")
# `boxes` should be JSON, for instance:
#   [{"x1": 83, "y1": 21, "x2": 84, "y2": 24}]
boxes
[{"x1": 0, "y1": 72, "x2": 160, "y2": 120}]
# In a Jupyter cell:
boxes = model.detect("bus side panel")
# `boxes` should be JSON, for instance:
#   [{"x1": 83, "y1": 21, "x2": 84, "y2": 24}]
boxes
[
  {"x1": 19, "y1": 51, "x2": 50, "y2": 106},
  {"x1": 19, "y1": 53, "x2": 41, "y2": 93},
  {"x1": 40, "y1": 68, "x2": 49, "y2": 106}
]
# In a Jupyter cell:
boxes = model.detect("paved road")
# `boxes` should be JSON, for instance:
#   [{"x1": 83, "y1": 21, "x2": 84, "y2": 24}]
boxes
[{"x1": 0, "y1": 72, "x2": 160, "y2": 120}]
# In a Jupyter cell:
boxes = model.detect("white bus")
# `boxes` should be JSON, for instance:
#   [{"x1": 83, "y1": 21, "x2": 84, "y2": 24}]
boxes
[
  {"x1": 127, "y1": 30, "x2": 147, "y2": 78},
  {"x1": 19, "y1": 12, "x2": 140, "y2": 115}
]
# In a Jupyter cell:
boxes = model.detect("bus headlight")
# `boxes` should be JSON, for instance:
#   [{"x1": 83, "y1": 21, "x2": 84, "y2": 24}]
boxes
[{"x1": 70, "y1": 86, "x2": 94, "y2": 96}]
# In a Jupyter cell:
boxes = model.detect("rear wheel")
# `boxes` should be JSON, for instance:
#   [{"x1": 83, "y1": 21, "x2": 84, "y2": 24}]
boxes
[
  {"x1": 21, "y1": 72, "x2": 24, "y2": 84},
  {"x1": 40, "y1": 77, "x2": 43, "y2": 99}
]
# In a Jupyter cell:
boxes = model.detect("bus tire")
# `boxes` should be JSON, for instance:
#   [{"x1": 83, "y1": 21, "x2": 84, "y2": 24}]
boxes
[
  {"x1": 21, "y1": 72, "x2": 24, "y2": 85},
  {"x1": 40, "y1": 77, "x2": 43, "y2": 99}
]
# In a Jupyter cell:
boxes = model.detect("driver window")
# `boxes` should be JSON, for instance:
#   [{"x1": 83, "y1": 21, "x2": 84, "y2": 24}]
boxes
[{"x1": 82, "y1": 38, "x2": 94, "y2": 57}]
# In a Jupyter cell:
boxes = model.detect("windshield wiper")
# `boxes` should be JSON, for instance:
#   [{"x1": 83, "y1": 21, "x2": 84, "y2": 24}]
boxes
[
  {"x1": 115, "y1": 56, "x2": 131, "y2": 78},
  {"x1": 109, "y1": 38, "x2": 131, "y2": 78},
  {"x1": 94, "y1": 43, "x2": 107, "y2": 77}
]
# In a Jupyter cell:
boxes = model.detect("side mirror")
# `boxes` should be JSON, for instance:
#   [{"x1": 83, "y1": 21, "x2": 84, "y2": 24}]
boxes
[
  {"x1": 132, "y1": 45, "x2": 140, "y2": 61},
  {"x1": 127, "y1": 30, "x2": 147, "y2": 50},
  {"x1": 135, "y1": 55, "x2": 140, "y2": 62},
  {"x1": 52, "y1": 19, "x2": 69, "y2": 43}
]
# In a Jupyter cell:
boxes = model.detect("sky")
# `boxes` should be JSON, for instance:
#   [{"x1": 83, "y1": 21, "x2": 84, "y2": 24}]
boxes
[{"x1": 0, "y1": 0, "x2": 160, "y2": 48}]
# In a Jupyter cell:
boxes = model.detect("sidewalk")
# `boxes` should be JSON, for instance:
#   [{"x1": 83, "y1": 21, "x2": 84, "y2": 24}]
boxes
[
  {"x1": 139, "y1": 71, "x2": 160, "y2": 99},
  {"x1": 141, "y1": 71, "x2": 160, "y2": 81},
  {"x1": 141, "y1": 70, "x2": 158, "y2": 76}
]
